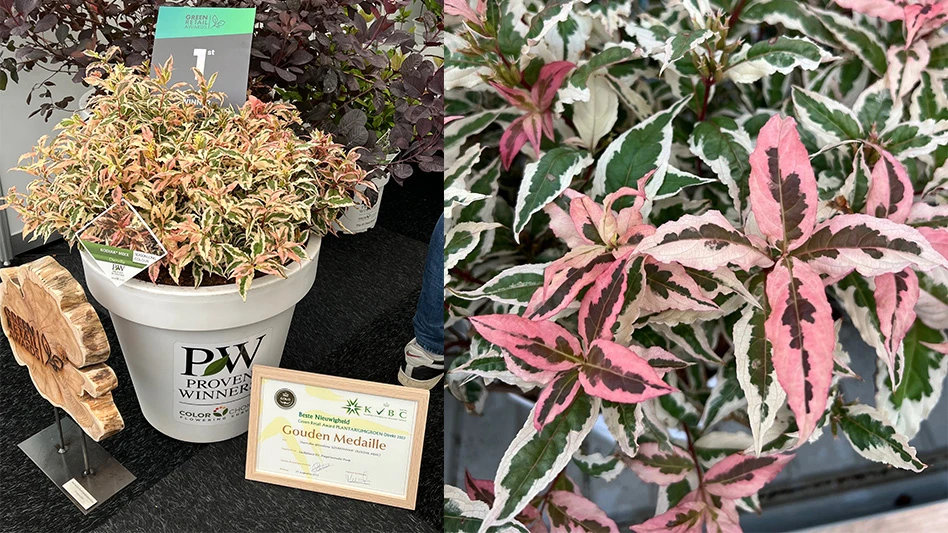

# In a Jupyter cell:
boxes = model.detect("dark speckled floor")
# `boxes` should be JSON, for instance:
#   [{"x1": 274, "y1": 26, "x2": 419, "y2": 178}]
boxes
[{"x1": 0, "y1": 173, "x2": 443, "y2": 533}]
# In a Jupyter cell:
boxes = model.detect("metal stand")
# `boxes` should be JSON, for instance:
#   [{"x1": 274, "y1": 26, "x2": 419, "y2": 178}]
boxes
[{"x1": 18, "y1": 408, "x2": 135, "y2": 514}]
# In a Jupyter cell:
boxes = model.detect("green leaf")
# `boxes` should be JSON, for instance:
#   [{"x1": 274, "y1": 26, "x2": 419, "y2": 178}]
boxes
[
  {"x1": 688, "y1": 116, "x2": 753, "y2": 215},
  {"x1": 725, "y1": 36, "x2": 832, "y2": 84},
  {"x1": 453, "y1": 263, "x2": 546, "y2": 306},
  {"x1": 562, "y1": 44, "x2": 638, "y2": 103},
  {"x1": 792, "y1": 87, "x2": 863, "y2": 145},
  {"x1": 484, "y1": 392, "x2": 600, "y2": 527},
  {"x1": 660, "y1": 29, "x2": 714, "y2": 73},
  {"x1": 203, "y1": 356, "x2": 229, "y2": 376},
  {"x1": 513, "y1": 148, "x2": 591, "y2": 239},
  {"x1": 593, "y1": 96, "x2": 691, "y2": 208},
  {"x1": 811, "y1": 6, "x2": 887, "y2": 75},
  {"x1": 875, "y1": 320, "x2": 947, "y2": 439},
  {"x1": 837, "y1": 404, "x2": 926, "y2": 472}
]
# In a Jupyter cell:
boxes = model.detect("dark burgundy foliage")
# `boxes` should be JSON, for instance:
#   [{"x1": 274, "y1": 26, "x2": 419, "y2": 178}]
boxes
[{"x1": 0, "y1": 0, "x2": 443, "y2": 181}]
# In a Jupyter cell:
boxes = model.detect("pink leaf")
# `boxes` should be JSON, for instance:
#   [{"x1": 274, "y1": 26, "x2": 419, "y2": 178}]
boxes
[
  {"x1": 578, "y1": 253, "x2": 631, "y2": 347},
  {"x1": 765, "y1": 258, "x2": 835, "y2": 444},
  {"x1": 489, "y1": 81, "x2": 532, "y2": 109},
  {"x1": 500, "y1": 115, "x2": 529, "y2": 170},
  {"x1": 547, "y1": 490, "x2": 619, "y2": 533},
  {"x1": 569, "y1": 193, "x2": 607, "y2": 245},
  {"x1": 874, "y1": 268, "x2": 919, "y2": 387},
  {"x1": 579, "y1": 339, "x2": 676, "y2": 403},
  {"x1": 527, "y1": 249, "x2": 613, "y2": 320},
  {"x1": 904, "y1": 2, "x2": 946, "y2": 46},
  {"x1": 531, "y1": 61, "x2": 575, "y2": 111},
  {"x1": 704, "y1": 452, "x2": 794, "y2": 499},
  {"x1": 636, "y1": 211, "x2": 774, "y2": 271},
  {"x1": 866, "y1": 148, "x2": 913, "y2": 223},
  {"x1": 631, "y1": 501, "x2": 705, "y2": 533},
  {"x1": 640, "y1": 259, "x2": 720, "y2": 313},
  {"x1": 469, "y1": 314, "x2": 581, "y2": 372},
  {"x1": 624, "y1": 442, "x2": 694, "y2": 485},
  {"x1": 748, "y1": 115, "x2": 818, "y2": 252},
  {"x1": 704, "y1": 499, "x2": 743, "y2": 533},
  {"x1": 522, "y1": 112, "x2": 545, "y2": 159},
  {"x1": 832, "y1": 0, "x2": 904, "y2": 21},
  {"x1": 544, "y1": 200, "x2": 592, "y2": 248},
  {"x1": 919, "y1": 227, "x2": 948, "y2": 260},
  {"x1": 534, "y1": 370, "x2": 581, "y2": 430},
  {"x1": 793, "y1": 214, "x2": 948, "y2": 278},
  {"x1": 464, "y1": 470, "x2": 495, "y2": 506},
  {"x1": 445, "y1": 0, "x2": 485, "y2": 25}
]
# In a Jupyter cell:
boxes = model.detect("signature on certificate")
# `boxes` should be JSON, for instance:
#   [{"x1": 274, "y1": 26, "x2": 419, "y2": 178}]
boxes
[
  {"x1": 346, "y1": 471, "x2": 371, "y2": 485},
  {"x1": 310, "y1": 463, "x2": 331, "y2": 475}
]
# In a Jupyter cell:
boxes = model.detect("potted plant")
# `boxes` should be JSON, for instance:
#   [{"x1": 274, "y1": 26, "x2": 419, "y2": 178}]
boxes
[
  {"x1": 443, "y1": 1, "x2": 948, "y2": 531},
  {"x1": 1, "y1": 54, "x2": 369, "y2": 443}
]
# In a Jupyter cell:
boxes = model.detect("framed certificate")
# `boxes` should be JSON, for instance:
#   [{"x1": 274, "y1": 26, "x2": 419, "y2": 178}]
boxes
[{"x1": 244, "y1": 366, "x2": 429, "y2": 509}]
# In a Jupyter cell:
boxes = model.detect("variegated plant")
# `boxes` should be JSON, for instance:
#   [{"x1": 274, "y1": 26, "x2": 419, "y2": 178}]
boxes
[
  {"x1": 1, "y1": 53, "x2": 369, "y2": 299},
  {"x1": 444, "y1": 1, "x2": 948, "y2": 532}
]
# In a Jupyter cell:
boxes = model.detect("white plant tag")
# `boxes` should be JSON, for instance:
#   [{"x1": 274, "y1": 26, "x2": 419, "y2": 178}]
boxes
[{"x1": 78, "y1": 199, "x2": 167, "y2": 286}]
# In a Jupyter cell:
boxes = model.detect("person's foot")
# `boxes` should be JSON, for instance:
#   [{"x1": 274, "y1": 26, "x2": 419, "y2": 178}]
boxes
[{"x1": 398, "y1": 338, "x2": 444, "y2": 389}]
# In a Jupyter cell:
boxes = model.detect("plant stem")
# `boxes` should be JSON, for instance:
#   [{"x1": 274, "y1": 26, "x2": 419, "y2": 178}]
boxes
[
  {"x1": 728, "y1": 0, "x2": 748, "y2": 29},
  {"x1": 684, "y1": 425, "x2": 705, "y2": 491}
]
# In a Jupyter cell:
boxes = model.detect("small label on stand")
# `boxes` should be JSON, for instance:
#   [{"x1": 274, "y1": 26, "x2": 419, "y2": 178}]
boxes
[
  {"x1": 78, "y1": 199, "x2": 167, "y2": 286},
  {"x1": 63, "y1": 478, "x2": 97, "y2": 509}
]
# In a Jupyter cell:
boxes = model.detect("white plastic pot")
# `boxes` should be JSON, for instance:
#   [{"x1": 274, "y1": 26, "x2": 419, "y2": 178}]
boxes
[
  {"x1": 81, "y1": 236, "x2": 322, "y2": 443},
  {"x1": 334, "y1": 173, "x2": 390, "y2": 233}
]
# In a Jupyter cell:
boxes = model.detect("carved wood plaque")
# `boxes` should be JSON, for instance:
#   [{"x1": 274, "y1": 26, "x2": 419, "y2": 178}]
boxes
[{"x1": 0, "y1": 256, "x2": 123, "y2": 441}]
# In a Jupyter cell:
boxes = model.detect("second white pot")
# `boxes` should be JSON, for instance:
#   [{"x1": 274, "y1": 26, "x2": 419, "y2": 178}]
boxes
[
  {"x1": 81, "y1": 236, "x2": 322, "y2": 443},
  {"x1": 334, "y1": 173, "x2": 390, "y2": 233}
]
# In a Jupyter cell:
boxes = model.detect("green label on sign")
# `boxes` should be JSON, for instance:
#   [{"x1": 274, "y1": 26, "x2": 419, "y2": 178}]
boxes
[
  {"x1": 154, "y1": 7, "x2": 255, "y2": 39},
  {"x1": 80, "y1": 242, "x2": 147, "y2": 268}
]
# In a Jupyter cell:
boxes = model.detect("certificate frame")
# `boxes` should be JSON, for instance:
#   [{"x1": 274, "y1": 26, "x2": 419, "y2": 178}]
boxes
[{"x1": 244, "y1": 365, "x2": 429, "y2": 509}]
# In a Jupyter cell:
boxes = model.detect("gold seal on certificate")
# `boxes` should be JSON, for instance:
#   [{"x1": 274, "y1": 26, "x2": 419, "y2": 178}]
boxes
[{"x1": 245, "y1": 366, "x2": 429, "y2": 509}]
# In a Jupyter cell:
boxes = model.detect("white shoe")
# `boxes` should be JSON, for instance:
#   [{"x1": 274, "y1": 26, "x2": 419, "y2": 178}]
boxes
[{"x1": 398, "y1": 338, "x2": 444, "y2": 390}]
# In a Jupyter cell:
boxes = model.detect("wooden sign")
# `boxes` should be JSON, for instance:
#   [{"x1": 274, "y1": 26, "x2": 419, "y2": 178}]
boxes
[
  {"x1": 245, "y1": 366, "x2": 429, "y2": 509},
  {"x1": 0, "y1": 256, "x2": 123, "y2": 441}
]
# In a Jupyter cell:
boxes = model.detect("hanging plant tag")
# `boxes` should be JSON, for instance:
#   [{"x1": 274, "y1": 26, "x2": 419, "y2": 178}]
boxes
[{"x1": 78, "y1": 200, "x2": 167, "y2": 286}]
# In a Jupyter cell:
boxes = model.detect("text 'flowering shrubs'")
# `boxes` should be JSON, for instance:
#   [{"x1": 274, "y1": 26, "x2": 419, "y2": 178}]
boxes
[{"x1": 444, "y1": 1, "x2": 948, "y2": 532}]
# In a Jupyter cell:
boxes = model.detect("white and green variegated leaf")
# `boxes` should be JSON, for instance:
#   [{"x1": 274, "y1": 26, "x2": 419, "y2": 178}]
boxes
[
  {"x1": 881, "y1": 120, "x2": 948, "y2": 160},
  {"x1": 453, "y1": 263, "x2": 547, "y2": 306},
  {"x1": 444, "y1": 485, "x2": 530, "y2": 533},
  {"x1": 446, "y1": 187, "x2": 490, "y2": 219},
  {"x1": 479, "y1": 393, "x2": 600, "y2": 531},
  {"x1": 688, "y1": 116, "x2": 754, "y2": 216},
  {"x1": 659, "y1": 29, "x2": 714, "y2": 74},
  {"x1": 445, "y1": 111, "x2": 502, "y2": 162},
  {"x1": 699, "y1": 365, "x2": 746, "y2": 430},
  {"x1": 492, "y1": 0, "x2": 529, "y2": 58},
  {"x1": 791, "y1": 87, "x2": 862, "y2": 146},
  {"x1": 513, "y1": 147, "x2": 592, "y2": 239},
  {"x1": 833, "y1": 271, "x2": 892, "y2": 359},
  {"x1": 875, "y1": 321, "x2": 948, "y2": 439},
  {"x1": 853, "y1": 80, "x2": 903, "y2": 135},
  {"x1": 446, "y1": 143, "x2": 485, "y2": 189},
  {"x1": 559, "y1": 43, "x2": 639, "y2": 107},
  {"x1": 657, "y1": 376, "x2": 701, "y2": 429},
  {"x1": 837, "y1": 404, "x2": 926, "y2": 472},
  {"x1": 640, "y1": 399, "x2": 675, "y2": 453},
  {"x1": 910, "y1": 72, "x2": 948, "y2": 124},
  {"x1": 538, "y1": 7, "x2": 592, "y2": 64},
  {"x1": 446, "y1": 222, "x2": 504, "y2": 275},
  {"x1": 734, "y1": 299, "x2": 786, "y2": 456},
  {"x1": 655, "y1": 472, "x2": 699, "y2": 515},
  {"x1": 445, "y1": 33, "x2": 493, "y2": 91},
  {"x1": 451, "y1": 354, "x2": 535, "y2": 390},
  {"x1": 525, "y1": 0, "x2": 576, "y2": 45},
  {"x1": 810, "y1": 6, "x2": 887, "y2": 76},
  {"x1": 447, "y1": 355, "x2": 489, "y2": 415},
  {"x1": 572, "y1": 451, "x2": 624, "y2": 482},
  {"x1": 693, "y1": 431, "x2": 754, "y2": 470},
  {"x1": 741, "y1": 0, "x2": 838, "y2": 45},
  {"x1": 916, "y1": 268, "x2": 948, "y2": 330},
  {"x1": 655, "y1": 323, "x2": 721, "y2": 365},
  {"x1": 602, "y1": 400, "x2": 644, "y2": 457},
  {"x1": 593, "y1": 96, "x2": 691, "y2": 209},
  {"x1": 725, "y1": 36, "x2": 833, "y2": 84},
  {"x1": 581, "y1": 0, "x2": 633, "y2": 38},
  {"x1": 573, "y1": 75, "x2": 618, "y2": 150},
  {"x1": 653, "y1": 166, "x2": 716, "y2": 201},
  {"x1": 839, "y1": 145, "x2": 872, "y2": 214},
  {"x1": 929, "y1": 33, "x2": 948, "y2": 76}
]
